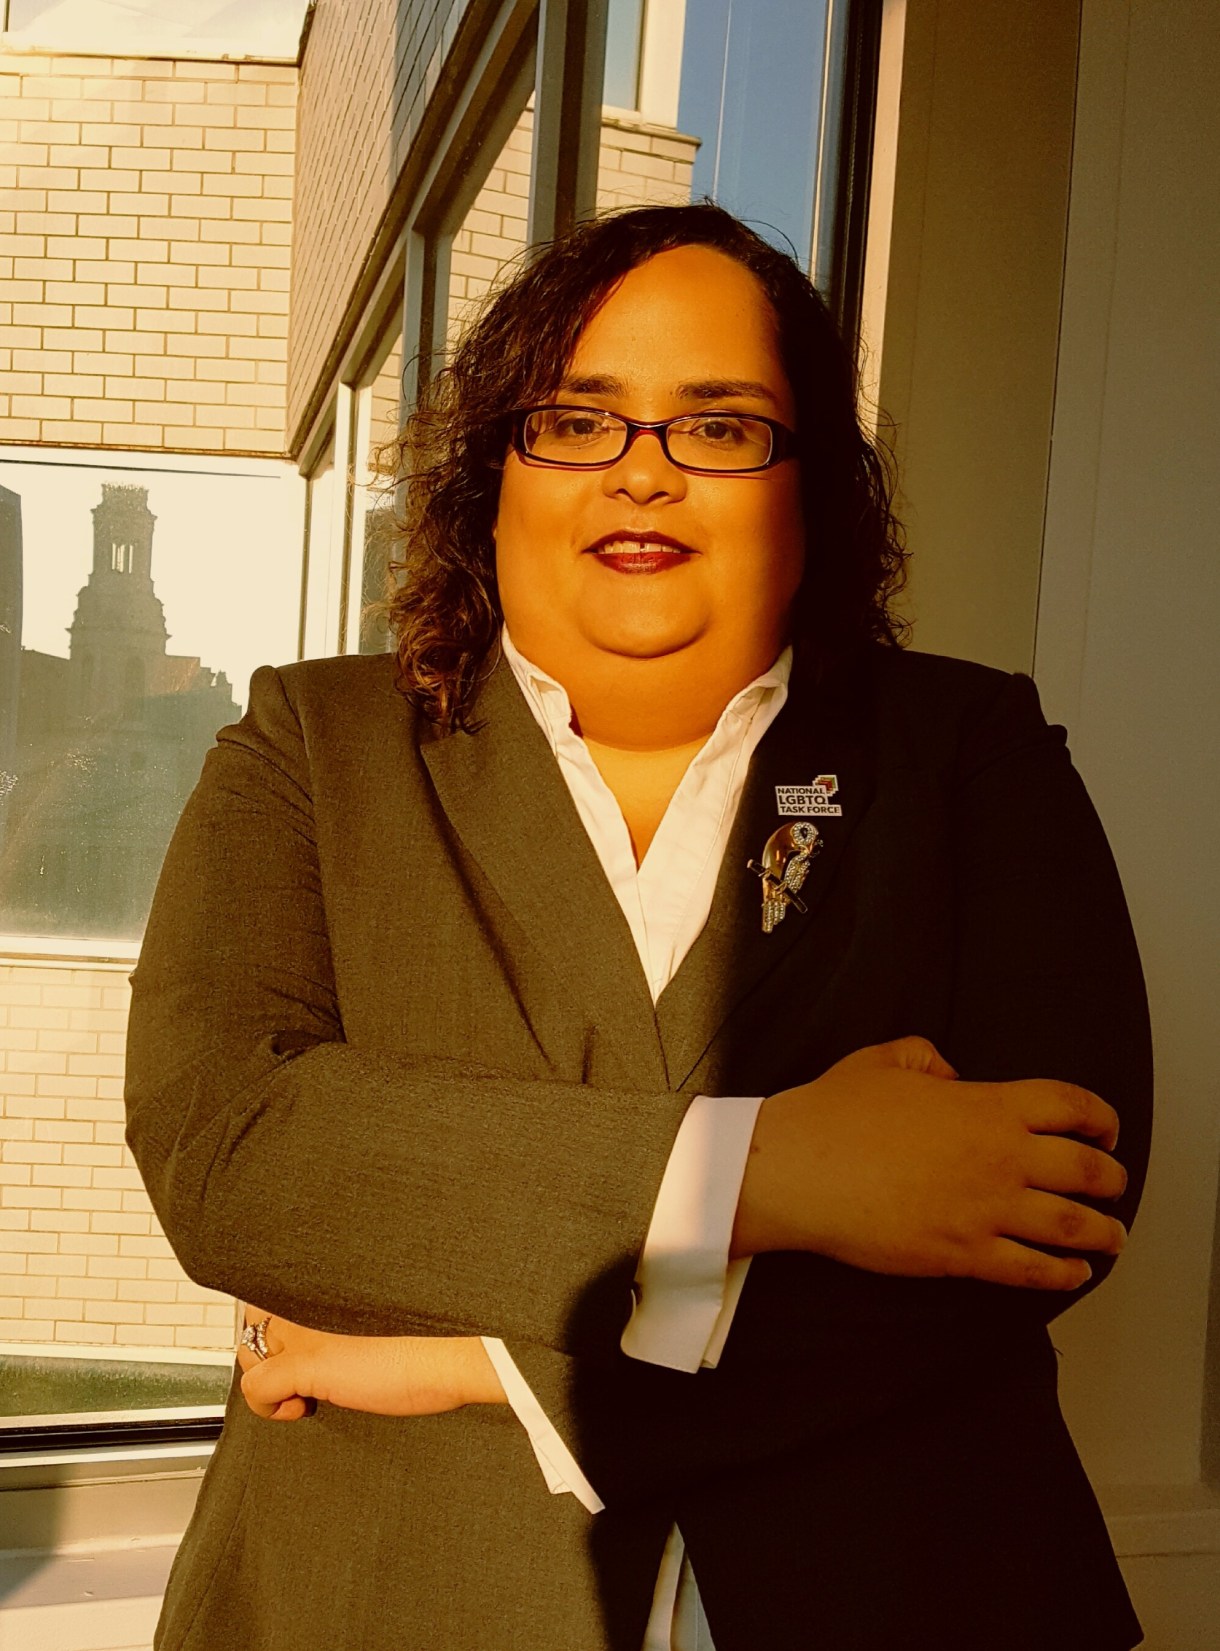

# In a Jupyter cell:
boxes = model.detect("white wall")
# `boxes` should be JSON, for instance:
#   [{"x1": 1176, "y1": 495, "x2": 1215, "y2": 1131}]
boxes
[
  {"x1": 864, "y1": 0, "x2": 1079, "y2": 672},
  {"x1": 1036, "y1": 0, "x2": 1220, "y2": 1506}
]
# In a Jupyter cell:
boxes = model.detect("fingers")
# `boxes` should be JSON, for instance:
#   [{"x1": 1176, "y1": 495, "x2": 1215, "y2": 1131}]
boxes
[
  {"x1": 1007, "y1": 1078, "x2": 1120, "y2": 1152},
  {"x1": 268, "y1": 1396, "x2": 312, "y2": 1421},
  {"x1": 236, "y1": 1311, "x2": 313, "y2": 1421},
  {"x1": 241, "y1": 1352, "x2": 304, "y2": 1420},
  {"x1": 1003, "y1": 1188, "x2": 1128, "y2": 1258},
  {"x1": 976, "y1": 1237, "x2": 1095, "y2": 1292},
  {"x1": 240, "y1": 1306, "x2": 283, "y2": 1357},
  {"x1": 854, "y1": 1036, "x2": 959, "y2": 1079},
  {"x1": 1025, "y1": 1135, "x2": 1128, "y2": 1201}
]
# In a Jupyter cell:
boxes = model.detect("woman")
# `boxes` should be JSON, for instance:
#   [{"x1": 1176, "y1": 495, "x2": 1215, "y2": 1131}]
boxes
[{"x1": 125, "y1": 202, "x2": 1152, "y2": 1650}]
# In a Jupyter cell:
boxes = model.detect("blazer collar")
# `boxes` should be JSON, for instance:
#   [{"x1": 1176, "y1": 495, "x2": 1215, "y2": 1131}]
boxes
[
  {"x1": 418, "y1": 641, "x2": 878, "y2": 1092},
  {"x1": 418, "y1": 651, "x2": 668, "y2": 1087}
]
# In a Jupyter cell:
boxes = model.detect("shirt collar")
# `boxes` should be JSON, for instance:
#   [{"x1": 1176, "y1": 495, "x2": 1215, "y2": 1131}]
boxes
[{"x1": 500, "y1": 622, "x2": 792, "y2": 744}]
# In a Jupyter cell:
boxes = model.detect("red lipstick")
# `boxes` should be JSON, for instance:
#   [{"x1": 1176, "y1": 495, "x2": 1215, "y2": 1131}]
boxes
[{"x1": 584, "y1": 531, "x2": 697, "y2": 574}]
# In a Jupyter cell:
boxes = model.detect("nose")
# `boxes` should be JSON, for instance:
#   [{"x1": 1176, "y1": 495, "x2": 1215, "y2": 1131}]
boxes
[{"x1": 600, "y1": 425, "x2": 688, "y2": 504}]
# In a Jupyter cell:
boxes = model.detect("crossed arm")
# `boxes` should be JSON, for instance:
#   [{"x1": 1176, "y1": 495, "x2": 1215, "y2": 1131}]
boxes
[
  {"x1": 127, "y1": 661, "x2": 1152, "y2": 1480},
  {"x1": 234, "y1": 1030, "x2": 1130, "y2": 1422}
]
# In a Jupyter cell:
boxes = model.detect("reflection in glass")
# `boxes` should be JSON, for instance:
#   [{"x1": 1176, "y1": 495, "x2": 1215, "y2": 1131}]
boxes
[
  {"x1": 446, "y1": 102, "x2": 533, "y2": 350},
  {"x1": 0, "y1": 461, "x2": 299, "y2": 944},
  {"x1": 595, "y1": 0, "x2": 838, "y2": 274},
  {"x1": 357, "y1": 332, "x2": 405, "y2": 657},
  {"x1": 604, "y1": 0, "x2": 645, "y2": 109},
  {"x1": 0, "y1": 483, "x2": 236, "y2": 941},
  {"x1": 677, "y1": 0, "x2": 831, "y2": 263},
  {"x1": 301, "y1": 439, "x2": 338, "y2": 660}
]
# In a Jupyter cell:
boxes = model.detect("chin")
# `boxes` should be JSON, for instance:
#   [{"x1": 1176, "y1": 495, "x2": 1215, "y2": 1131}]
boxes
[{"x1": 582, "y1": 622, "x2": 704, "y2": 661}]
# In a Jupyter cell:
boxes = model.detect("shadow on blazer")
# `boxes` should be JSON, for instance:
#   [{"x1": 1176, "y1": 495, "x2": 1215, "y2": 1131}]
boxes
[{"x1": 124, "y1": 637, "x2": 1152, "y2": 1651}]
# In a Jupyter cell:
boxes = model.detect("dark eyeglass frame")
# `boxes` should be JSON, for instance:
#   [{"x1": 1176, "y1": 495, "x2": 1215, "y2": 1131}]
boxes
[{"x1": 506, "y1": 404, "x2": 800, "y2": 475}]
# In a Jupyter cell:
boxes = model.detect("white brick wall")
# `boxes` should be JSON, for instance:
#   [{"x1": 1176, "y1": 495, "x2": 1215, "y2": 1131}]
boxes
[
  {"x1": 445, "y1": 107, "x2": 698, "y2": 349},
  {"x1": 291, "y1": 0, "x2": 470, "y2": 436},
  {"x1": 596, "y1": 110, "x2": 700, "y2": 213},
  {"x1": 0, "y1": 51, "x2": 295, "y2": 455},
  {"x1": 0, "y1": 962, "x2": 234, "y2": 1351}
]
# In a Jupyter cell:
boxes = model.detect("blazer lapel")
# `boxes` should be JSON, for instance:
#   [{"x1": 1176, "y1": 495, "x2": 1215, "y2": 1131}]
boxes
[
  {"x1": 419, "y1": 652, "x2": 667, "y2": 1086},
  {"x1": 656, "y1": 644, "x2": 878, "y2": 1091}
]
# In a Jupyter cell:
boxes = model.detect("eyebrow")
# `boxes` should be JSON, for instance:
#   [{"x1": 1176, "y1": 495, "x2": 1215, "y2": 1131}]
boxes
[{"x1": 554, "y1": 372, "x2": 782, "y2": 408}]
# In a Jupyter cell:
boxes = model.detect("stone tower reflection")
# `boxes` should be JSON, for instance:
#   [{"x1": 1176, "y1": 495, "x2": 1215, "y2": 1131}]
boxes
[{"x1": 0, "y1": 482, "x2": 239, "y2": 941}]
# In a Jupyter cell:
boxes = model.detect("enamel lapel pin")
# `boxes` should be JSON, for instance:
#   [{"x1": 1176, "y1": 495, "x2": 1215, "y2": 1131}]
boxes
[
  {"x1": 746, "y1": 776, "x2": 841, "y2": 933},
  {"x1": 775, "y1": 774, "x2": 842, "y2": 817}
]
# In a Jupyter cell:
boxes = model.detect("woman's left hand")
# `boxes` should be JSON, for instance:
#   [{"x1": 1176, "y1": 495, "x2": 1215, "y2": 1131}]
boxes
[{"x1": 235, "y1": 1305, "x2": 508, "y2": 1422}]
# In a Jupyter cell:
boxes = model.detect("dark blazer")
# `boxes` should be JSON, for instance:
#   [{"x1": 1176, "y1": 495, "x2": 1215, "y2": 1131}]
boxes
[{"x1": 124, "y1": 637, "x2": 1153, "y2": 1651}]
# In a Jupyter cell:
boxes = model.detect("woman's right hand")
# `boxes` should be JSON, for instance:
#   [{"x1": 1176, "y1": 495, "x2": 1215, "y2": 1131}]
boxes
[{"x1": 731, "y1": 1036, "x2": 1128, "y2": 1290}]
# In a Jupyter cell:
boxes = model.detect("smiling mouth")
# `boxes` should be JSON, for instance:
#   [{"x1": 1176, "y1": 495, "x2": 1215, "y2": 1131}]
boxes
[
  {"x1": 586, "y1": 539, "x2": 697, "y2": 574},
  {"x1": 586, "y1": 536, "x2": 697, "y2": 558}
]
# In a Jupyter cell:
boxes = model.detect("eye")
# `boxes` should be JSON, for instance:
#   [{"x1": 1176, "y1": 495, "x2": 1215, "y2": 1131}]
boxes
[
  {"x1": 687, "y1": 414, "x2": 749, "y2": 445},
  {"x1": 552, "y1": 409, "x2": 613, "y2": 442}
]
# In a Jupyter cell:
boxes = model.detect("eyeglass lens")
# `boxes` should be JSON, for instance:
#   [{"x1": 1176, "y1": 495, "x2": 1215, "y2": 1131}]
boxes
[{"x1": 522, "y1": 408, "x2": 774, "y2": 470}]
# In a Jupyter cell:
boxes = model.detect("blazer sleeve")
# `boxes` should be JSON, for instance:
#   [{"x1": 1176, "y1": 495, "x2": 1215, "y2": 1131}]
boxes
[
  {"x1": 123, "y1": 663, "x2": 691, "y2": 1357},
  {"x1": 936, "y1": 663, "x2": 1153, "y2": 1328},
  {"x1": 499, "y1": 663, "x2": 1156, "y2": 1503}
]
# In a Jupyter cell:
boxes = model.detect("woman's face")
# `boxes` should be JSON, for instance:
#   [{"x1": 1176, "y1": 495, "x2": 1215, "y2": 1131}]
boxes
[{"x1": 492, "y1": 244, "x2": 805, "y2": 691}]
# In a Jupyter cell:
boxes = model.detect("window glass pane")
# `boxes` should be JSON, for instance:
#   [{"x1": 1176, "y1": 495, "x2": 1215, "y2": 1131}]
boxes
[
  {"x1": 300, "y1": 436, "x2": 339, "y2": 659},
  {"x1": 446, "y1": 105, "x2": 533, "y2": 351},
  {"x1": 604, "y1": 0, "x2": 644, "y2": 109},
  {"x1": 0, "y1": 458, "x2": 300, "y2": 944},
  {"x1": 350, "y1": 328, "x2": 405, "y2": 657},
  {"x1": 678, "y1": 0, "x2": 829, "y2": 260},
  {"x1": 0, "y1": 453, "x2": 301, "y2": 1420},
  {"x1": 598, "y1": 0, "x2": 838, "y2": 277}
]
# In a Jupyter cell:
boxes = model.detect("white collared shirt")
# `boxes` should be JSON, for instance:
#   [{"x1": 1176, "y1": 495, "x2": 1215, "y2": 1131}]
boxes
[{"x1": 480, "y1": 624, "x2": 793, "y2": 1650}]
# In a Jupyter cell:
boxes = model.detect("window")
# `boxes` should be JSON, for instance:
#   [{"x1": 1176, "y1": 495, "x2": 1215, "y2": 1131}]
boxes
[
  {"x1": 300, "y1": 427, "x2": 341, "y2": 659},
  {"x1": 349, "y1": 325, "x2": 405, "y2": 657},
  {"x1": 0, "y1": 450, "x2": 302, "y2": 1426},
  {"x1": 604, "y1": 0, "x2": 645, "y2": 110},
  {"x1": 445, "y1": 105, "x2": 534, "y2": 351},
  {"x1": 0, "y1": 454, "x2": 302, "y2": 948},
  {"x1": 297, "y1": 324, "x2": 408, "y2": 665},
  {"x1": 597, "y1": 0, "x2": 864, "y2": 302}
]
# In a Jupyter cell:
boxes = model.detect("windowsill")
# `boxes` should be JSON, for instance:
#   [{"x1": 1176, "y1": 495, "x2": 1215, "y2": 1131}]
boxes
[
  {"x1": 0, "y1": 1442, "x2": 212, "y2": 1581},
  {"x1": 0, "y1": 937, "x2": 140, "y2": 968},
  {"x1": 599, "y1": 104, "x2": 700, "y2": 144},
  {"x1": 0, "y1": 1437, "x2": 215, "y2": 1495}
]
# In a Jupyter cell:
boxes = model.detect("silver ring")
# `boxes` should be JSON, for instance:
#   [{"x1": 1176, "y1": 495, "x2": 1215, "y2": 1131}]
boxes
[{"x1": 239, "y1": 1315, "x2": 272, "y2": 1361}]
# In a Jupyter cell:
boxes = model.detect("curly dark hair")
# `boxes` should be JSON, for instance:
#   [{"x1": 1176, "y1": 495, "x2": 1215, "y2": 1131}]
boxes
[{"x1": 381, "y1": 199, "x2": 910, "y2": 730}]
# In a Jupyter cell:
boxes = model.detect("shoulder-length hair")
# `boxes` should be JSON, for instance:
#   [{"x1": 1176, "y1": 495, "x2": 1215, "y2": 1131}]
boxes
[{"x1": 381, "y1": 199, "x2": 909, "y2": 731}]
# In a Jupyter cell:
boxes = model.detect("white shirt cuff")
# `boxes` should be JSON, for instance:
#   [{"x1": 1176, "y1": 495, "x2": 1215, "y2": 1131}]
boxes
[
  {"x1": 479, "y1": 1336, "x2": 605, "y2": 1513},
  {"x1": 619, "y1": 1093, "x2": 764, "y2": 1373}
]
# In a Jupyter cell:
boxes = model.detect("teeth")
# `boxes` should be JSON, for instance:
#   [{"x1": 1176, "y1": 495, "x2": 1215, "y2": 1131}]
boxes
[{"x1": 595, "y1": 539, "x2": 685, "y2": 554}]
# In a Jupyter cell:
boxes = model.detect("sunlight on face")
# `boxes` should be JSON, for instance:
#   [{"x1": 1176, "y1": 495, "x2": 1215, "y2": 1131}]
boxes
[{"x1": 493, "y1": 244, "x2": 805, "y2": 696}]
